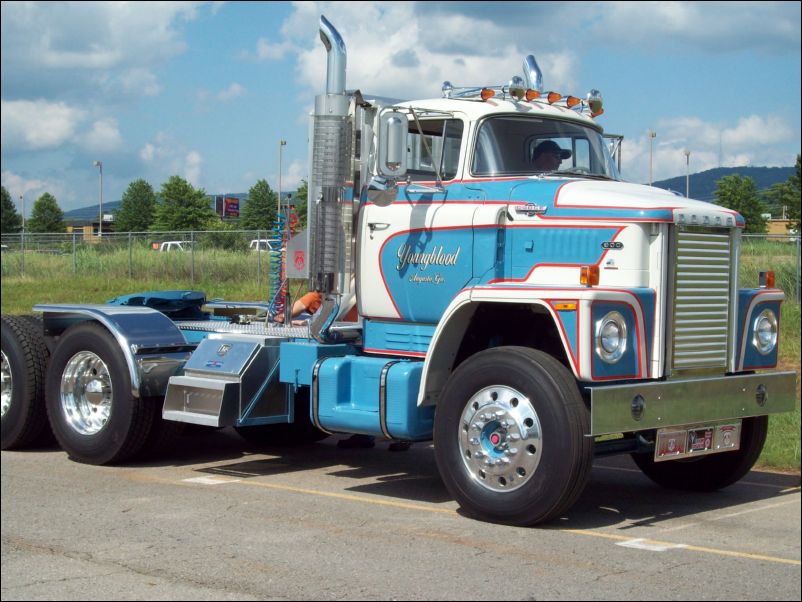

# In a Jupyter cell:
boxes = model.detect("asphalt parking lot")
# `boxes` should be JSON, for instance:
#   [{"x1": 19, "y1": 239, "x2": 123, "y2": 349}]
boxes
[{"x1": 2, "y1": 428, "x2": 800, "y2": 600}]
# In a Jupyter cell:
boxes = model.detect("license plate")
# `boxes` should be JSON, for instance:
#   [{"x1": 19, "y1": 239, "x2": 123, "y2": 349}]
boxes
[{"x1": 655, "y1": 421, "x2": 741, "y2": 462}]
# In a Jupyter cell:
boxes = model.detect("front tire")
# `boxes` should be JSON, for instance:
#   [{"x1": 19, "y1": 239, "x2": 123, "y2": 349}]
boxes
[
  {"x1": 434, "y1": 347, "x2": 592, "y2": 526},
  {"x1": 631, "y1": 416, "x2": 769, "y2": 491},
  {"x1": 45, "y1": 322, "x2": 154, "y2": 464}
]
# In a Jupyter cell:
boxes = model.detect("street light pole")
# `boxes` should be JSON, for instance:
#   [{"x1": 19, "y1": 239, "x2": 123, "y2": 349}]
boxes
[
  {"x1": 278, "y1": 139, "x2": 287, "y2": 218},
  {"x1": 19, "y1": 194, "x2": 25, "y2": 234},
  {"x1": 684, "y1": 150, "x2": 691, "y2": 198},
  {"x1": 93, "y1": 160, "x2": 103, "y2": 237},
  {"x1": 648, "y1": 130, "x2": 656, "y2": 185}
]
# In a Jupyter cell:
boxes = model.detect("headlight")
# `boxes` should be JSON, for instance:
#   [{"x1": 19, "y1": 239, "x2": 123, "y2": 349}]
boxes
[
  {"x1": 753, "y1": 309, "x2": 778, "y2": 355},
  {"x1": 596, "y1": 311, "x2": 627, "y2": 363}
]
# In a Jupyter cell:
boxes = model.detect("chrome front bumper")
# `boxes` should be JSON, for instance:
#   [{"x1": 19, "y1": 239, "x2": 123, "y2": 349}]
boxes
[{"x1": 589, "y1": 371, "x2": 797, "y2": 436}]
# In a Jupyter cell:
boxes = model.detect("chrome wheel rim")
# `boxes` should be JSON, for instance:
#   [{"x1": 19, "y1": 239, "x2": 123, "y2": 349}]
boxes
[
  {"x1": 459, "y1": 385, "x2": 543, "y2": 492},
  {"x1": 60, "y1": 351, "x2": 112, "y2": 435},
  {"x1": 1, "y1": 350, "x2": 12, "y2": 418}
]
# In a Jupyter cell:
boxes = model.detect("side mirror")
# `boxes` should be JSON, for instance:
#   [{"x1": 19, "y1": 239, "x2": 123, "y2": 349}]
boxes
[{"x1": 377, "y1": 110, "x2": 408, "y2": 178}]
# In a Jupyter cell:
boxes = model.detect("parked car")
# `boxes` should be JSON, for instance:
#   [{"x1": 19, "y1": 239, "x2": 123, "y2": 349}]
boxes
[
  {"x1": 249, "y1": 239, "x2": 280, "y2": 252},
  {"x1": 153, "y1": 241, "x2": 193, "y2": 252}
]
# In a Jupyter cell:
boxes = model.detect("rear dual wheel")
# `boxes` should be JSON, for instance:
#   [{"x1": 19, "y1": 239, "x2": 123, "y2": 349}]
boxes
[
  {"x1": 45, "y1": 322, "x2": 155, "y2": 464},
  {"x1": 1, "y1": 315, "x2": 51, "y2": 449}
]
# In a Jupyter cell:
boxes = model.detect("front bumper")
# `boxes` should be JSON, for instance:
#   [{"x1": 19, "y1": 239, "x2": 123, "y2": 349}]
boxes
[{"x1": 589, "y1": 371, "x2": 797, "y2": 436}]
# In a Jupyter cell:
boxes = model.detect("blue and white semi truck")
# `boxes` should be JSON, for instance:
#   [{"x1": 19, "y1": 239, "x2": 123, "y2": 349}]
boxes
[{"x1": 1, "y1": 17, "x2": 796, "y2": 526}]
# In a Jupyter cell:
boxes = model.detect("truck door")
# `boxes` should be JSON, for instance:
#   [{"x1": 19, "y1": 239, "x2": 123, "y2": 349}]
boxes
[{"x1": 358, "y1": 118, "x2": 470, "y2": 323}]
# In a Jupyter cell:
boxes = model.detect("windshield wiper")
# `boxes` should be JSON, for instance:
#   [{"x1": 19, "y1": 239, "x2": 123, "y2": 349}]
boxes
[{"x1": 551, "y1": 170, "x2": 614, "y2": 180}]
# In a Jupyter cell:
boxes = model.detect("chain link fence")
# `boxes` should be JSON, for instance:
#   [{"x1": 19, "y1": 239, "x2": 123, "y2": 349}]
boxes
[
  {"x1": 2, "y1": 230, "x2": 800, "y2": 302},
  {"x1": 0, "y1": 230, "x2": 287, "y2": 297}
]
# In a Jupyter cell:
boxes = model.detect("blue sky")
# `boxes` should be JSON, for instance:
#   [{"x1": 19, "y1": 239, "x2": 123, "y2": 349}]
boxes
[{"x1": 1, "y1": 1, "x2": 800, "y2": 214}]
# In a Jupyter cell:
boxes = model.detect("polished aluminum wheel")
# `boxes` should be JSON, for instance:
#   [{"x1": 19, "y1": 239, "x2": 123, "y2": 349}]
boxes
[
  {"x1": 1, "y1": 350, "x2": 12, "y2": 419},
  {"x1": 60, "y1": 351, "x2": 113, "y2": 435},
  {"x1": 459, "y1": 385, "x2": 543, "y2": 492}
]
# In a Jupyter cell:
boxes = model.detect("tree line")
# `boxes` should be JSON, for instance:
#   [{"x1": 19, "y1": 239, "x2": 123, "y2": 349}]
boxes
[
  {"x1": 1, "y1": 175, "x2": 308, "y2": 234},
  {"x1": 1, "y1": 158, "x2": 799, "y2": 235}
]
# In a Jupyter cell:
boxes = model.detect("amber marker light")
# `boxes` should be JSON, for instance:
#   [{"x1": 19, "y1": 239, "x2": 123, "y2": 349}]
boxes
[
  {"x1": 526, "y1": 89, "x2": 541, "y2": 101},
  {"x1": 566, "y1": 96, "x2": 581, "y2": 108},
  {"x1": 580, "y1": 265, "x2": 600, "y2": 286},
  {"x1": 547, "y1": 91, "x2": 561, "y2": 104},
  {"x1": 481, "y1": 88, "x2": 496, "y2": 101},
  {"x1": 553, "y1": 302, "x2": 577, "y2": 311}
]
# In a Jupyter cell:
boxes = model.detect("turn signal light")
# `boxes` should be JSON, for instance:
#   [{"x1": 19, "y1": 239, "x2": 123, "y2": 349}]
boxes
[
  {"x1": 759, "y1": 271, "x2": 776, "y2": 288},
  {"x1": 481, "y1": 88, "x2": 495, "y2": 101},
  {"x1": 580, "y1": 265, "x2": 600, "y2": 286}
]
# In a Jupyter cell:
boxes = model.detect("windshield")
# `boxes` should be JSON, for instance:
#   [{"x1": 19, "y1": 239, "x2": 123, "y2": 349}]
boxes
[{"x1": 472, "y1": 116, "x2": 620, "y2": 180}]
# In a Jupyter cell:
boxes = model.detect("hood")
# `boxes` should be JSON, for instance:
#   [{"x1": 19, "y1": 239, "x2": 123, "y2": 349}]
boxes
[{"x1": 508, "y1": 179, "x2": 744, "y2": 227}]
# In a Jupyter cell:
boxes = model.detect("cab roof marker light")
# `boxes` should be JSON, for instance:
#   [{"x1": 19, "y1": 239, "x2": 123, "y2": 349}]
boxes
[
  {"x1": 526, "y1": 89, "x2": 541, "y2": 101},
  {"x1": 547, "y1": 91, "x2": 561, "y2": 104},
  {"x1": 566, "y1": 96, "x2": 581, "y2": 108},
  {"x1": 481, "y1": 88, "x2": 496, "y2": 101}
]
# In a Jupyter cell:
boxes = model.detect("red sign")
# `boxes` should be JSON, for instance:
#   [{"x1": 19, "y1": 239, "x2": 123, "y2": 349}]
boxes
[
  {"x1": 224, "y1": 197, "x2": 239, "y2": 217},
  {"x1": 294, "y1": 250, "x2": 305, "y2": 270}
]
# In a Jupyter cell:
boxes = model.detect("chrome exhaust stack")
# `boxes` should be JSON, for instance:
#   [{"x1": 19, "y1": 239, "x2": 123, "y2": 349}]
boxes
[
  {"x1": 523, "y1": 55, "x2": 543, "y2": 92},
  {"x1": 308, "y1": 15, "x2": 353, "y2": 342}
]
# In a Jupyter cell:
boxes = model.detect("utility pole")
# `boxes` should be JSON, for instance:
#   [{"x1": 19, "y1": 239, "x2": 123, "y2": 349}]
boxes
[
  {"x1": 684, "y1": 150, "x2": 691, "y2": 198},
  {"x1": 93, "y1": 160, "x2": 103, "y2": 237},
  {"x1": 278, "y1": 139, "x2": 287, "y2": 218}
]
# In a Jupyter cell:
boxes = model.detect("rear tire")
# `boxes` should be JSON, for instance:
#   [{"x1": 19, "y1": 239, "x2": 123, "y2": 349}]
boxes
[
  {"x1": 631, "y1": 416, "x2": 769, "y2": 491},
  {"x1": 1, "y1": 314, "x2": 52, "y2": 449},
  {"x1": 434, "y1": 347, "x2": 592, "y2": 526},
  {"x1": 45, "y1": 322, "x2": 154, "y2": 464}
]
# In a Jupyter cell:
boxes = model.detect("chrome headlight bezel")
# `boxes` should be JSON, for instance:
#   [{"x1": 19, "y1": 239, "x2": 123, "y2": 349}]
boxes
[
  {"x1": 753, "y1": 309, "x2": 778, "y2": 356},
  {"x1": 595, "y1": 311, "x2": 628, "y2": 364}
]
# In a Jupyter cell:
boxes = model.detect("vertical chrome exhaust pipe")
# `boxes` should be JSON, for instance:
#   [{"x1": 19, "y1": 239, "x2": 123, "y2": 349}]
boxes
[
  {"x1": 523, "y1": 55, "x2": 543, "y2": 92},
  {"x1": 309, "y1": 15, "x2": 351, "y2": 342}
]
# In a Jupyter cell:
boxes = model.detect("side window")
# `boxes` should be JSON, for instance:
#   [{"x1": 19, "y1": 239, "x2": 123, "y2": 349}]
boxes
[
  {"x1": 528, "y1": 136, "x2": 591, "y2": 170},
  {"x1": 407, "y1": 119, "x2": 464, "y2": 181},
  {"x1": 573, "y1": 139, "x2": 590, "y2": 170}
]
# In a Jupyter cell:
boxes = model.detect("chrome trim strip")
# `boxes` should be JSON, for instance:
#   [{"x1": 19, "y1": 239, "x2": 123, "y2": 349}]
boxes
[
  {"x1": 379, "y1": 360, "x2": 402, "y2": 439},
  {"x1": 311, "y1": 356, "x2": 334, "y2": 434}
]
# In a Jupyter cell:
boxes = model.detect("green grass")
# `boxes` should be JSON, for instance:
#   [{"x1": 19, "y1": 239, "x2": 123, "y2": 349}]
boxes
[{"x1": 2, "y1": 242, "x2": 800, "y2": 471}]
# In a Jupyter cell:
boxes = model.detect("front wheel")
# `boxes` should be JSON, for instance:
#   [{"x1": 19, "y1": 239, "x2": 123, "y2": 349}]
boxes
[
  {"x1": 45, "y1": 322, "x2": 154, "y2": 464},
  {"x1": 631, "y1": 415, "x2": 769, "y2": 491},
  {"x1": 434, "y1": 347, "x2": 592, "y2": 526}
]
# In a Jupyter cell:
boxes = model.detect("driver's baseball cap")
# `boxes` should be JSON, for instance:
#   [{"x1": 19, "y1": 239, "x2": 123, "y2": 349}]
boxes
[{"x1": 533, "y1": 140, "x2": 571, "y2": 160}]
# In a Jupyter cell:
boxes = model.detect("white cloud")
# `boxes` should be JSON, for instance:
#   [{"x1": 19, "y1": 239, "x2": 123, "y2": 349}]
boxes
[
  {"x1": 216, "y1": 83, "x2": 245, "y2": 102},
  {"x1": 0, "y1": 99, "x2": 86, "y2": 151},
  {"x1": 588, "y1": 1, "x2": 799, "y2": 54},
  {"x1": 1, "y1": 171, "x2": 47, "y2": 199},
  {"x1": 249, "y1": 38, "x2": 294, "y2": 61},
  {"x1": 285, "y1": 3, "x2": 579, "y2": 100},
  {"x1": 185, "y1": 151, "x2": 203, "y2": 185},
  {"x1": 81, "y1": 118, "x2": 123, "y2": 152},
  {"x1": 621, "y1": 113, "x2": 793, "y2": 184}
]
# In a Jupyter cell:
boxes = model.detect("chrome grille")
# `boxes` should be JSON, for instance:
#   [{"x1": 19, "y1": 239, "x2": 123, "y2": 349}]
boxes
[{"x1": 671, "y1": 228, "x2": 733, "y2": 371}]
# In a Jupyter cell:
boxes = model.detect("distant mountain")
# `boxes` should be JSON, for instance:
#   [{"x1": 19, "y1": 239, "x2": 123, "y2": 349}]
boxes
[
  {"x1": 652, "y1": 166, "x2": 794, "y2": 203},
  {"x1": 64, "y1": 201, "x2": 122, "y2": 222}
]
